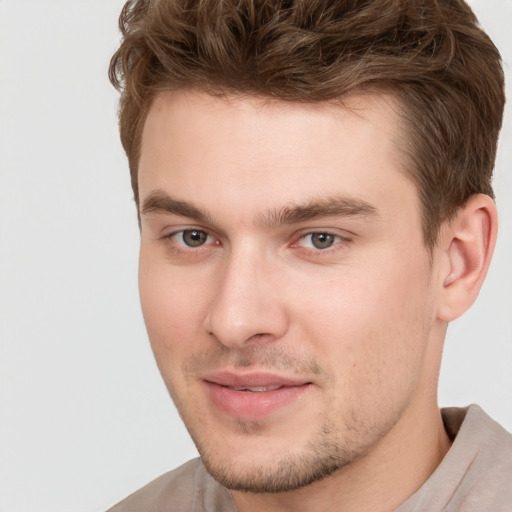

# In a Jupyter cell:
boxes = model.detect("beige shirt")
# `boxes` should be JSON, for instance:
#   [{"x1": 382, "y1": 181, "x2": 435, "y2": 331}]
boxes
[{"x1": 108, "y1": 405, "x2": 512, "y2": 511}]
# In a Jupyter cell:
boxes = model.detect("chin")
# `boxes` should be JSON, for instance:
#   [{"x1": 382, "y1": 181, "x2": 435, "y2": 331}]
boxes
[{"x1": 195, "y1": 427, "x2": 357, "y2": 493}]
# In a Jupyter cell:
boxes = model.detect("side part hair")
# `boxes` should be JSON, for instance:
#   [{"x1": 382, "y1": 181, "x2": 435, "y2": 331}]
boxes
[{"x1": 109, "y1": 0, "x2": 505, "y2": 249}]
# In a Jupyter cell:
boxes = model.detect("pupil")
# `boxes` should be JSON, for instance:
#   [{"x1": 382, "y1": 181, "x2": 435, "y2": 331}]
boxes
[
  {"x1": 183, "y1": 230, "x2": 207, "y2": 247},
  {"x1": 311, "y1": 233, "x2": 334, "y2": 249}
]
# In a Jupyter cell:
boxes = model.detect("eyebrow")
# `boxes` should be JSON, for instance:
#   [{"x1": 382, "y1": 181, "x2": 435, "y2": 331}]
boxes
[
  {"x1": 141, "y1": 190, "x2": 212, "y2": 223},
  {"x1": 260, "y1": 197, "x2": 379, "y2": 228},
  {"x1": 140, "y1": 190, "x2": 378, "y2": 227}
]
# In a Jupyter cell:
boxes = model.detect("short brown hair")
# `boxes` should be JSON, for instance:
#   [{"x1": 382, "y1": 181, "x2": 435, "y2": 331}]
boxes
[{"x1": 109, "y1": 0, "x2": 505, "y2": 248}]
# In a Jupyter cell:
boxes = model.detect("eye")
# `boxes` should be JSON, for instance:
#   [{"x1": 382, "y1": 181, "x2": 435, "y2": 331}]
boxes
[
  {"x1": 298, "y1": 232, "x2": 342, "y2": 250},
  {"x1": 172, "y1": 229, "x2": 211, "y2": 247}
]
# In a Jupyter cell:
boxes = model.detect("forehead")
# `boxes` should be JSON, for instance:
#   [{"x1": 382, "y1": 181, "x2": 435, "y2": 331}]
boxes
[{"x1": 138, "y1": 90, "x2": 418, "y2": 229}]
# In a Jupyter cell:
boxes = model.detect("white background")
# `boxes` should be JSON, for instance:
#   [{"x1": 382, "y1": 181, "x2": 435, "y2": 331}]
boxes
[{"x1": 0, "y1": 1, "x2": 511, "y2": 511}]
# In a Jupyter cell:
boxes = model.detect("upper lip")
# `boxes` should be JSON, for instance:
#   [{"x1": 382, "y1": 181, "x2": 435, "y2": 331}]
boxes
[{"x1": 203, "y1": 371, "x2": 311, "y2": 388}]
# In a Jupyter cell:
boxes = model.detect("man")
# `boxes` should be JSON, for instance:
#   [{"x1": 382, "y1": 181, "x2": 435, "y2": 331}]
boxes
[{"x1": 107, "y1": 0, "x2": 512, "y2": 510}]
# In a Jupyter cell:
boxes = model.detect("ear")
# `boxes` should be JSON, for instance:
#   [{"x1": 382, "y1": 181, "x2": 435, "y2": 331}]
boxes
[{"x1": 436, "y1": 194, "x2": 498, "y2": 323}]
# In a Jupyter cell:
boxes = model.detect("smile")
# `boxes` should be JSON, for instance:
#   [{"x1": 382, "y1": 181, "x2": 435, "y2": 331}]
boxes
[
  {"x1": 202, "y1": 371, "x2": 312, "y2": 420},
  {"x1": 228, "y1": 385, "x2": 282, "y2": 392}
]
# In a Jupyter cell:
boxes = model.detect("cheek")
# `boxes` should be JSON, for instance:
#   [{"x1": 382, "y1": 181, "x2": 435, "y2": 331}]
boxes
[
  {"x1": 138, "y1": 247, "x2": 211, "y2": 362},
  {"x1": 297, "y1": 251, "x2": 434, "y2": 404}
]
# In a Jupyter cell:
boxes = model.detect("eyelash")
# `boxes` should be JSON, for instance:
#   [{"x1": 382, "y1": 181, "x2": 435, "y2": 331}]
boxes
[
  {"x1": 161, "y1": 229, "x2": 350, "y2": 256},
  {"x1": 293, "y1": 232, "x2": 347, "y2": 252},
  {"x1": 162, "y1": 229, "x2": 218, "y2": 253}
]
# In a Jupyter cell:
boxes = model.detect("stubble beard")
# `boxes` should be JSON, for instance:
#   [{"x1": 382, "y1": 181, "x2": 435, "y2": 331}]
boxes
[
  {"x1": 189, "y1": 415, "x2": 369, "y2": 494},
  {"x1": 169, "y1": 345, "x2": 393, "y2": 494}
]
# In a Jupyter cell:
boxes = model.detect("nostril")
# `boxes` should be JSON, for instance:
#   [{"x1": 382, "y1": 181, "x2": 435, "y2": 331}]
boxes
[{"x1": 246, "y1": 333, "x2": 269, "y2": 343}]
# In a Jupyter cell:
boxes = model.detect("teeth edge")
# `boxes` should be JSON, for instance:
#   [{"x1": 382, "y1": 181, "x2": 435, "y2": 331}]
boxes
[{"x1": 230, "y1": 385, "x2": 281, "y2": 392}]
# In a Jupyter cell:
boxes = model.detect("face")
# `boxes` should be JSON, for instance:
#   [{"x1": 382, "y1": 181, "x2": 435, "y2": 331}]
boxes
[{"x1": 138, "y1": 90, "x2": 443, "y2": 493}]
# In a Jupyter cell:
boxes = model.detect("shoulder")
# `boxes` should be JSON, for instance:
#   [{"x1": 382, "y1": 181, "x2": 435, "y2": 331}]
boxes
[
  {"x1": 444, "y1": 404, "x2": 512, "y2": 473},
  {"x1": 448, "y1": 405, "x2": 512, "y2": 509},
  {"x1": 107, "y1": 458, "x2": 235, "y2": 512},
  {"x1": 397, "y1": 405, "x2": 512, "y2": 512}
]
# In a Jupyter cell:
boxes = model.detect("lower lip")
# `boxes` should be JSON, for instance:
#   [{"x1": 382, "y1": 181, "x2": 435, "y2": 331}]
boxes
[{"x1": 204, "y1": 382, "x2": 311, "y2": 420}]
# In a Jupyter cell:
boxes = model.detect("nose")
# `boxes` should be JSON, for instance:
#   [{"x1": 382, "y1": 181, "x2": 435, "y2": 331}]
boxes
[{"x1": 203, "y1": 245, "x2": 289, "y2": 348}]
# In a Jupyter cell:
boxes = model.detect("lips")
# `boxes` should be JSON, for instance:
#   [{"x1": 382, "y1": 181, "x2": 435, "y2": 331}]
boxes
[
  {"x1": 203, "y1": 371, "x2": 312, "y2": 420},
  {"x1": 227, "y1": 385, "x2": 282, "y2": 392}
]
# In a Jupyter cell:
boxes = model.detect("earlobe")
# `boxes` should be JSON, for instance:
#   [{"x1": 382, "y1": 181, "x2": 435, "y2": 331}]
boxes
[{"x1": 436, "y1": 194, "x2": 498, "y2": 322}]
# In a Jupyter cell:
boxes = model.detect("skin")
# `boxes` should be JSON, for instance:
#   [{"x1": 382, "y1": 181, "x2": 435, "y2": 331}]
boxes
[{"x1": 137, "y1": 90, "x2": 495, "y2": 512}]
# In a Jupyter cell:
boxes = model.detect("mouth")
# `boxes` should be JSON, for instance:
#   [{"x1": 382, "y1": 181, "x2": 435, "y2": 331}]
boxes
[
  {"x1": 223, "y1": 385, "x2": 283, "y2": 392},
  {"x1": 202, "y1": 371, "x2": 312, "y2": 420}
]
